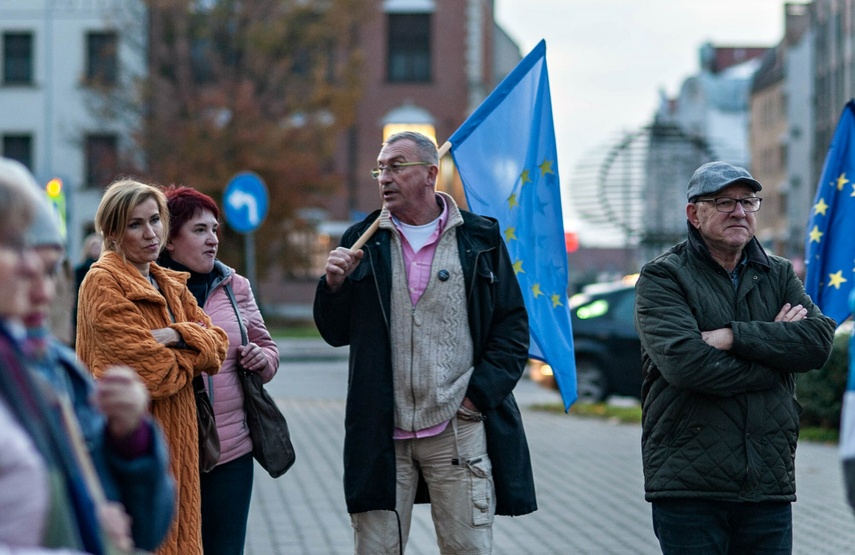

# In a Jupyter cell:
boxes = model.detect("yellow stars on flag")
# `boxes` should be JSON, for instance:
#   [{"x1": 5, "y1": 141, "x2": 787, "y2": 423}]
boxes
[
  {"x1": 508, "y1": 193, "x2": 518, "y2": 209},
  {"x1": 828, "y1": 270, "x2": 848, "y2": 289},
  {"x1": 513, "y1": 260, "x2": 524, "y2": 275},
  {"x1": 524, "y1": 280, "x2": 565, "y2": 309},
  {"x1": 504, "y1": 227, "x2": 517, "y2": 242},
  {"x1": 835, "y1": 172, "x2": 850, "y2": 191},
  {"x1": 814, "y1": 198, "x2": 829, "y2": 216},
  {"x1": 519, "y1": 169, "x2": 532, "y2": 186},
  {"x1": 809, "y1": 225, "x2": 824, "y2": 244},
  {"x1": 539, "y1": 159, "x2": 554, "y2": 176}
]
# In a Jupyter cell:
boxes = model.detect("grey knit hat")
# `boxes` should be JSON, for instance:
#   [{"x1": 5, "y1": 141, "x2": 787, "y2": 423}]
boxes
[
  {"x1": 26, "y1": 192, "x2": 63, "y2": 248},
  {"x1": 687, "y1": 161, "x2": 762, "y2": 201},
  {"x1": 0, "y1": 158, "x2": 67, "y2": 249}
]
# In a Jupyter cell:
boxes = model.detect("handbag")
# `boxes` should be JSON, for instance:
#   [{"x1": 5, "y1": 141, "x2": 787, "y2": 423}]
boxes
[
  {"x1": 225, "y1": 282, "x2": 296, "y2": 478},
  {"x1": 194, "y1": 375, "x2": 221, "y2": 473},
  {"x1": 162, "y1": 291, "x2": 221, "y2": 472}
]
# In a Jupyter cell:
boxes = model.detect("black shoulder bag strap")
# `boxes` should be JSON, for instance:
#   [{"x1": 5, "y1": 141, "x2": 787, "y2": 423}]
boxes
[{"x1": 223, "y1": 282, "x2": 248, "y2": 348}]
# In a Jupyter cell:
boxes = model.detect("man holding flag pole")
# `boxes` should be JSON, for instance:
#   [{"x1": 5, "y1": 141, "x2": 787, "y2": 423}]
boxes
[
  {"x1": 313, "y1": 38, "x2": 578, "y2": 553},
  {"x1": 315, "y1": 129, "x2": 536, "y2": 553}
]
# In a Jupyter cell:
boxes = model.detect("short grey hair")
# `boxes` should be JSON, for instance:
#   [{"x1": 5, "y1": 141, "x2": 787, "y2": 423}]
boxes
[{"x1": 384, "y1": 131, "x2": 439, "y2": 165}]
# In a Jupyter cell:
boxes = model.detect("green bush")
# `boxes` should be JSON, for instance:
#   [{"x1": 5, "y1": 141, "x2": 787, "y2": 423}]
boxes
[{"x1": 796, "y1": 321, "x2": 851, "y2": 429}]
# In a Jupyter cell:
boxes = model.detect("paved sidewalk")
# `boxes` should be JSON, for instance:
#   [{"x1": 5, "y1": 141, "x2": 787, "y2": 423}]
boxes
[
  {"x1": 245, "y1": 341, "x2": 855, "y2": 554},
  {"x1": 277, "y1": 337, "x2": 348, "y2": 362}
]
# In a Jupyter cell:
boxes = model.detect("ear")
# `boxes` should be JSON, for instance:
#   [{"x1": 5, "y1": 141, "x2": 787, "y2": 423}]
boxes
[
  {"x1": 426, "y1": 164, "x2": 439, "y2": 188},
  {"x1": 687, "y1": 202, "x2": 701, "y2": 229},
  {"x1": 165, "y1": 240, "x2": 174, "y2": 254}
]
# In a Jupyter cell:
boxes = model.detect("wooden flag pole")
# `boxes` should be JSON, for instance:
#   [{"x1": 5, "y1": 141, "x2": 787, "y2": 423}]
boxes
[
  {"x1": 349, "y1": 216, "x2": 380, "y2": 251},
  {"x1": 350, "y1": 140, "x2": 452, "y2": 251}
]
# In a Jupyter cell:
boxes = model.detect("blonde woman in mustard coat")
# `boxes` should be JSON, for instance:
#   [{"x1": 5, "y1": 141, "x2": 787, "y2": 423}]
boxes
[{"x1": 76, "y1": 179, "x2": 228, "y2": 555}]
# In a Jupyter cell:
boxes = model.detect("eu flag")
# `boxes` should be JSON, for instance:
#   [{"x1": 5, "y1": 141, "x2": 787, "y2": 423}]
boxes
[
  {"x1": 805, "y1": 99, "x2": 855, "y2": 325},
  {"x1": 448, "y1": 40, "x2": 577, "y2": 409},
  {"x1": 842, "y1": 289, "x2": 855, "y2": 509}
]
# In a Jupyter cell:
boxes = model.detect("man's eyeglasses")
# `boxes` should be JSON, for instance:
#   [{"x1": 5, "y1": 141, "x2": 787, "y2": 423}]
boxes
[
  {"x1": 694, "y1": 197, "x2": 762, "y2": 213},
  {"x1": 370, "y1": 162, "x2": 431, "y2": 179}
]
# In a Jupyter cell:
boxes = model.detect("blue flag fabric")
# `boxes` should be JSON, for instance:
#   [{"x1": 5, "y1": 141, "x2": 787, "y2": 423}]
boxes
[
  {"x1": 449, "y1": 40, "x2": 577, "y2": 409},
  {"x1": 805, "y1": 99, "x2": 855, "y2": 325},
  {"x1": 843, "y1": 290, "x2": 855, "y2": 510}
]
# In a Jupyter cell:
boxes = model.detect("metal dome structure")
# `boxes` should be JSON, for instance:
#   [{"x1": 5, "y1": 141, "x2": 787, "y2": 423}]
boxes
[{"x1": 569, "y1": 121, "x2": 717, "y2": 266}]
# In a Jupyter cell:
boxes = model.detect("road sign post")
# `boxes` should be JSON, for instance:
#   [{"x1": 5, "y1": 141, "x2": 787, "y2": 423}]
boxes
[{"x1": 223, "y1": 172, "x2": 269, "y2": 292}]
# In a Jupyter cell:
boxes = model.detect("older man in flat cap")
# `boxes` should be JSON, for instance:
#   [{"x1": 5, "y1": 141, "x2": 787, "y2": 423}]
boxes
[{"x1": 634, "y1": 161, "x2": 835, "y2": 554}]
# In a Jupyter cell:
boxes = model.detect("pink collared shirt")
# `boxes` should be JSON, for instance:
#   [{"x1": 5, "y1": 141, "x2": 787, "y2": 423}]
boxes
[{"x1": 392, "y1": 195, "x2": 452, "y2": 440}]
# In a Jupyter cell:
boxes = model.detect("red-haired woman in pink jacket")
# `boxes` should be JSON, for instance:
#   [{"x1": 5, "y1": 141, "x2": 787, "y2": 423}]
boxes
[{"x1": 158, "y1": 185, "x2": 280, "y2": 555}]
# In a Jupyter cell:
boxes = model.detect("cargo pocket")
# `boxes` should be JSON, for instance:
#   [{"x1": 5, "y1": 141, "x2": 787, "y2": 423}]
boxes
[{"x1": 464, "y1": 455, "x2": 495, "y2": 527}]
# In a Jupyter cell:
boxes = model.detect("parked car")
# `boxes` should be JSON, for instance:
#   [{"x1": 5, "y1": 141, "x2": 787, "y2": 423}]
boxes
[{"x1": 529, "y1": 278, "x2": 643, "y2": 403}]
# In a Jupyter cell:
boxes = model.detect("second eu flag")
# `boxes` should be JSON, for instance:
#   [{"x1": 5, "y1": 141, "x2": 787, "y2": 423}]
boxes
[
  {"x1": 805, "y1": 99, "x2": 855, "y2": 325},
  {"x1": 448, "y1": 40, "x2": 577, "y2": 409}
]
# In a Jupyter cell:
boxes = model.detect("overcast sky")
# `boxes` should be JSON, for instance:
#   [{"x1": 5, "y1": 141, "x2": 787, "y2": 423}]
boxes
[{"x1": 493, "y1": 0, "x2": 795, "y2": 241}]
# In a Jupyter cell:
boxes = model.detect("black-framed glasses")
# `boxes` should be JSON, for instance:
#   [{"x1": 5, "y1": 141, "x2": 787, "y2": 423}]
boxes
[
  {"x1": 695, "y1": 196, "x2": 762, "y2": 213},
  {"x1": 370, "y1": 162, "x2": 431, "y2": 179}
]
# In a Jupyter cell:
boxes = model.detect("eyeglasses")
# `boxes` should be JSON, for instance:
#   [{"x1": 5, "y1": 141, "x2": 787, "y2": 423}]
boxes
[
  {"x1": 694, "y1": 196, "x2": 762, "y2": 213},
  {"x1": 370, "y1": 162, "x2": 431, "y2": 179}
]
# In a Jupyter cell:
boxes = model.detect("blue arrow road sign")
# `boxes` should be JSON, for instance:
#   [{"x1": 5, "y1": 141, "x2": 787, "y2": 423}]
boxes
[{"x1": 224, "y1": 172, "x2": 269, "y2": 233}]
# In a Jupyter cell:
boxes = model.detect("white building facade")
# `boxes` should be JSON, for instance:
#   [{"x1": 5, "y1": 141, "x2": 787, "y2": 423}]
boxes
[{"x1": 0, "y1": 0, "x2": 144, "y2": 262}]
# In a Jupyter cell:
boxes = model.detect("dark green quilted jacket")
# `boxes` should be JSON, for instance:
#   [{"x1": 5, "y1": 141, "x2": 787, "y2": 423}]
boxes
[{"x1": 635, "y1": 224, "x2": 835, "y2": 502}]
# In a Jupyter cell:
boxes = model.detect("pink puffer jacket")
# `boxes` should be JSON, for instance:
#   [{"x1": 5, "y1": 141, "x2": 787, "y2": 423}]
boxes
[{"x1": 202, "y1": 262, "x2": 279, "y2": 465}]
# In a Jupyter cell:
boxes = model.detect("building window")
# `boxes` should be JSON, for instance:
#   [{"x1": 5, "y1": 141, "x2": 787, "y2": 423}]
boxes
[
  {"x1": 3, "y1": 32, "x2": 34, "y2": 85},
  {"x1": 2, "y1": 134, "x2": 33, "y2": 170},
  {"x1": 387, "y1": 13, "x2": 431, "y2": 83},
  {"x1": 86, "y1": 32, "x2": 118, "y2": 85},
  {"x1": 85, "y1": 134, "x2": 118, "y2": 187}
]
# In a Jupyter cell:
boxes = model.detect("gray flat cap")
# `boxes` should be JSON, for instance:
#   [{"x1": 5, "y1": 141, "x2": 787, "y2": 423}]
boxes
[{"x1": 687, "y1": 161, "x2": 762, "y2": 201}]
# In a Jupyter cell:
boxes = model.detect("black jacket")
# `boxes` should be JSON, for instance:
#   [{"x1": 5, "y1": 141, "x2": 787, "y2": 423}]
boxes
[
  {"x1": 314, "y1": 207, "x2": 536, "y2": 516},
  {"x1": 635, "y1": 224, "x2": 835, "y2": 502}
]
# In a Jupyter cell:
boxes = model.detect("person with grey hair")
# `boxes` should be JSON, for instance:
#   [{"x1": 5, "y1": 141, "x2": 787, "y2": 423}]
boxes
[
  {"x1": 22, "y1": 179, "x2": 175, "y2": 551},
  {"x1": 634, "y1": 160, "x2": 835, "y2": 554},
  {"x1": 0, "y1": 157, "x2": 119, "y2": 553},
  {"x1": 314, "y1": 131, "x2": 536, "y2": 554}
]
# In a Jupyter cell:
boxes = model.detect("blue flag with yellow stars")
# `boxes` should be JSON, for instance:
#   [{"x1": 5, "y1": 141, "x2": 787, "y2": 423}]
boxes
[
  {"x1": 805, "y1": 99, "x2": 855, "y2": 325},
  {"x1": 449, "y1": 40, "x2": 577, "y2": 409}
]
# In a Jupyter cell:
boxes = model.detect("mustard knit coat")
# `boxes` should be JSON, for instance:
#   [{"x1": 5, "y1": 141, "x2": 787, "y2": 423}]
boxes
[{"x1": 76, "y1": 252, "x2": 228, "y2": 555}]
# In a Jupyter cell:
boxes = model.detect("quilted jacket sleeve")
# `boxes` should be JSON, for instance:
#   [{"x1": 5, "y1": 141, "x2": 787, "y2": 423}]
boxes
[
  {"x1": 728, "y1": 261, "x2": 835, "y2": 372},
  {"x1": 233, "y1": 274, "x2": 279, "y2": 384},
  {"x1": 636, "y1": 261, "x2": 779, "y2": 396}
]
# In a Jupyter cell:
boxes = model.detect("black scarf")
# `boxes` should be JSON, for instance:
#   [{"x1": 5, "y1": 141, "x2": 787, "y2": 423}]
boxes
[{"x1": 157, "y1": 254, "x2": 217, "y2": 308}]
